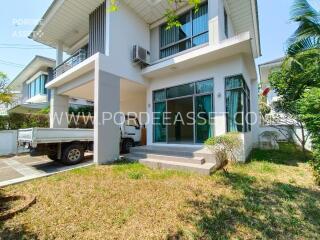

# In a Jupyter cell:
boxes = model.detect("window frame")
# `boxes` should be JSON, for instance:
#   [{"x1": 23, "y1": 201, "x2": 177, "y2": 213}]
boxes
[
  {"x1": 224, "y1": 8, "x2": 229, "y2": 38},
  {"x1": 159, "y1": 2, "x2": 209, "y2": 59},
  {"x1": 27, "y1": 74, "x2": 48, "y2": 98},
  {"x1": 225, "y1": 74, "x2": 251, "y2": 133}
]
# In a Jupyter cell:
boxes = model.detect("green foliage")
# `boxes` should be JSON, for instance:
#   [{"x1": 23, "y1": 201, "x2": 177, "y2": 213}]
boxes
[
  {"x1": 298, "y1": 88, "x2": 320, "y2": 183},
  {"x1": 0, "y1": 113, "x2": 49, "y2": 130},
  {"x1": 269, "y1": 49, "x2": 320, "y2": 102},
  {"x1": 287, "y1": 0, "x2": 320, "y2": 55},
  {"x1": 259, "y1": 96, "x2": 271, "y2": 118},
  {"x1": 205, "y1": 133, "x2": 242, "y2": 171},
  {"x1": 0, "y1": 112, "x2": 93, "y2": 130},
  {"x1": 38, "y1": 106, "x2": 50, "y2": 114},
  {"x1": 69, "y1": 105, "x2": 94, "y2": 116},
  {"x1": 0, "y1": 72, "x2": 14, "y2": 105},
  {"x1": 109, "y1": 0, "x2": 201, "y2": 29}
]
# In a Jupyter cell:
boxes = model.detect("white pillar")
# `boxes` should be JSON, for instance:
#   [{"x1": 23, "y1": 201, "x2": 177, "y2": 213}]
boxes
[
  {"x1": 208, "y1": 0, "x2": 221, "y2": 45},
  {"x1": 56, "y1": 41, "x2": 64, "y2": 66},
  {"x1": 50, "y1": 88, "x2": 69, "y2": 128},
  {"x1": 94, "y1": 69, "x2": 120, "y2": 164}
]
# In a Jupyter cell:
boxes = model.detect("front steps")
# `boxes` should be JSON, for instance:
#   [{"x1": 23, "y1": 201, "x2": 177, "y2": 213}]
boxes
[{"x1": 125, "y1": 145, "x2": 218, "y2": 175}]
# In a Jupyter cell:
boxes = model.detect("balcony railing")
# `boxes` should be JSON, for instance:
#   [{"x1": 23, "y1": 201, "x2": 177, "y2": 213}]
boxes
[{"x1": 53, "y1": 48, "x2": 88, "y2": 78}]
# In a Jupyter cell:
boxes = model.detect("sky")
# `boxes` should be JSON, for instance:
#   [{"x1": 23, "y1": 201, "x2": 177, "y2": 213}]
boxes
[{"x1": 0, "y1": 0, "x2": 319, "y2": 82}]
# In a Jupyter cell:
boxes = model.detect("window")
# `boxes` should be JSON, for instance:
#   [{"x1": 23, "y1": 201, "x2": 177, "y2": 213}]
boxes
[
  {"x1": 225, "y1": 75, "x2": 251, "y2": 133},
  {"x1": 27, "y1": 74, "x2": 48, "y2": 98},
  {"x1": 160, "y1": 3, "x2": 208, "y2": 59},
  {"x1": 224, "y1": 8, "x2": 229, "y2": 38}
]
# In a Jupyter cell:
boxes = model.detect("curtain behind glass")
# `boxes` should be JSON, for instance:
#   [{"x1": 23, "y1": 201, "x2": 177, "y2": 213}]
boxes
[
  {"x1": 226, "y1": 90, "x2": 243, "y2": 132},
  {"x1": 196, "y1": 95, "x2": 212, "y2": 143},
  {"x1": 154, "y1": 102, "x2": 166, "y2": 142}
]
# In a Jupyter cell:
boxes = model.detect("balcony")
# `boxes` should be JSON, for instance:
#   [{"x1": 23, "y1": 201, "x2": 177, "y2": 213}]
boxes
[{"x1": 53, "y1": 48, "x2": 88, "y2": 79}]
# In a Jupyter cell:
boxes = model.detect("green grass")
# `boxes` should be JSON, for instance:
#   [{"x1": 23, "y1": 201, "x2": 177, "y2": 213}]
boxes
[{"x1": 1, "y1": 143, "x2": 319, "y2": 240}]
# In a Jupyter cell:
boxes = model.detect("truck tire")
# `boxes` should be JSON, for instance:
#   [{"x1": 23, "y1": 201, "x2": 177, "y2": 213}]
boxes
[
  {"x1": 61, "y1": 144, "x2": 84, "y2": 165},
  {"x1": 122, "y1": 139, "x2": 134, "y2": 154}
]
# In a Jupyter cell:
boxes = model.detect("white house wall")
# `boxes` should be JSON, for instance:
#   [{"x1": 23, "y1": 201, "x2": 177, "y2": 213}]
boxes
[
  {"x1": 146, "y1": 54, "x2": 248, "y2": 145},
  {"x1": 104, "y1": 0, "x2": 150, "y2": 84}
]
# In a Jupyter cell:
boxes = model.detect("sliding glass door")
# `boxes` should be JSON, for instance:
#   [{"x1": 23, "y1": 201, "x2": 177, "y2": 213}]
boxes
[
  {"x1": 195, "y1": 94, "x2": 213, "y2": 143},
  {"x1": 153, "y1": 79, "x2": 214, "y2": 144}
]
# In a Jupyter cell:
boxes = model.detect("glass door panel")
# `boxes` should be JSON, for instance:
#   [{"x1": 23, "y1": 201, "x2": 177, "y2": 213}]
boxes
[
  {"x1": 195, "y1": 94, "x2": 213, "y2": 143},
  {"x1": 154, "y1": 102, "x2": 167, "y2": 142}
]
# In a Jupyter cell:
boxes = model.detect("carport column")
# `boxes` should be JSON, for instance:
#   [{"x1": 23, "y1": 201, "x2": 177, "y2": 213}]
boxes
[
  {"x1": 50, "y1": 88, "x2": 69, "y2": 128},
  {"x1": 94, "y1": 68, "x2": 120, "y2": 164}
]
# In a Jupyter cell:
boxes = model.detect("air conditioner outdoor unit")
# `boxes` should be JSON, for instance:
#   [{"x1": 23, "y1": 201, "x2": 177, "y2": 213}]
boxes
[{"x1": 133, "y1": 45, "x2": 150, "y2": 66}]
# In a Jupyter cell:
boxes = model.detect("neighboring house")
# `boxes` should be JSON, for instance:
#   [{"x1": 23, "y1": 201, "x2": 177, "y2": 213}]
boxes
[
  {"x1": 259, "y1": 57, "x2": 284, "y2": 109},
  {"x1": 30, "y1": 0, "x2": 261, "y2": 165},
  {"x1": 7, "y1": 56, "x2": 93, "y2": 114},
  {"x1": 259, "y1": 58, "x2": 312, "y2": 150}
]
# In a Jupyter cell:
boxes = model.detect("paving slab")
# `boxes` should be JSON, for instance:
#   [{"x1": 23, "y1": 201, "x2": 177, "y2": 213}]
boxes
[
  {"x1": 0, "y1": 155, "x2": 94, "y2": 187},
  {"x1": 0, "y1": 167, "x2": 24, "y2": 182}
]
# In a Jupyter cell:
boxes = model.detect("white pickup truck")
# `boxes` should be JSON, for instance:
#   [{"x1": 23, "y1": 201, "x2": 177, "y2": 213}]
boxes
[{"x1": 18, "y1": 115, "x2": 142, "y2": 165}]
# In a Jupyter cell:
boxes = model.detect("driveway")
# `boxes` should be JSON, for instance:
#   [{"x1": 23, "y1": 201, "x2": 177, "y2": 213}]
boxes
[{"x1": 0, "y1": 154, "x2": 93, "y2": 187}]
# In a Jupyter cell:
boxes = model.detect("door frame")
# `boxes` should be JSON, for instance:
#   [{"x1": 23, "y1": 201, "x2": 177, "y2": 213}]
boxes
[{"x1": 152, "y1": 78, "x2": 214, "y2": 144}]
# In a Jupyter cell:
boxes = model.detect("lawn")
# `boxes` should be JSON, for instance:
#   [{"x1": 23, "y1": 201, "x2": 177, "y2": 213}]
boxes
[{"x1": 1, "y1": 143, "x2": 320, "y2": 239}]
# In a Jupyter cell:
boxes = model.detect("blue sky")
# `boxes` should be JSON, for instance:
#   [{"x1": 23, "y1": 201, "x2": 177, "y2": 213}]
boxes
[{"x1": 0, "y1": 0, "x2": 319, "y2": 82}]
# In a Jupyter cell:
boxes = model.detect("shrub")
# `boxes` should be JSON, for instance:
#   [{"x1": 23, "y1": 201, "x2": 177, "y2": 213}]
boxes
[
  {"x1": 311, "y1": 151, "x2": 320, "y2": 185},
  {"x1": 298, "y1": 88, "x2": 320, "y2": 185},
  {"x1": 0, "y1": 112, "x2": 93, "y2": 130},
  {"x1": 0, "y1": 115, "x2": 9, "y2": 130},
  {"x1": 205, "y1": 133, "x2": 242, "y2": 172}
]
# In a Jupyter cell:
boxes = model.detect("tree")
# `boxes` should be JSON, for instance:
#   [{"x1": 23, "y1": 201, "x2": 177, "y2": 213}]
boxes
[
  {"x1": 110, "y1": 0, "x2": 201, "y2": 29},
  {"x1": 287, "y1": 0, "x2": 320, "y2": 56},
  {"x1": 298, "y1": 88, "x2": 320, "y2": 184},
  {"x1": 0, "y1": 72, "x2": 13, "y2": 105}
]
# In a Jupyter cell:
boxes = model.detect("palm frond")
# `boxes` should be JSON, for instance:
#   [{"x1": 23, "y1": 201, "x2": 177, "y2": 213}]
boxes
[
  {"x1": 287, "y1": 37, "x2": 320, "y2": 55},
  {"x1": 290, "y1": 0, "x2": 320, "y2": 22}
]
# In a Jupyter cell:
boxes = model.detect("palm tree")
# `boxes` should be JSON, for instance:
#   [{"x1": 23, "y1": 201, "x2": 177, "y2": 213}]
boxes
[{"x1": 287, "y1": 0, "x2": 320, "y2": 55}]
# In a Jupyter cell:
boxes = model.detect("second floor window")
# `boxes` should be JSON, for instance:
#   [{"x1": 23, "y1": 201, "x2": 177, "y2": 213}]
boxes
[
  {"x1": 160, "y1": 3, "x2": 208, "y2": 59},
  {"x1": 28, "y1": 74, "x2": 48, "y2": 98}
]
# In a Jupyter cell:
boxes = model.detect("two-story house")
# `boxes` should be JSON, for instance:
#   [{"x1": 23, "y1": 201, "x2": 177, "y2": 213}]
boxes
[
  {"x1": 30, "y1": 0, "x2": 261, "y2": 167},
  {"x1": 8, "y1": 56, "x2": 93, "y2": 114}
]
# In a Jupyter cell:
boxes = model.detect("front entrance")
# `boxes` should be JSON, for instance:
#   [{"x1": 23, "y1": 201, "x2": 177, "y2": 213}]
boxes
[
  {"x1": 167, "y1": 97, "x2": 194, "y2": 144},
  {"x1": 153, "y1": 79, "x2": 214, "y2": 144}
]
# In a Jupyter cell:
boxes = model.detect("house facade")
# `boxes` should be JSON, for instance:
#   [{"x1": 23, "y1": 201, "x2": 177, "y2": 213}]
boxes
[
  {"x1": 30, "y1": 0, "x2": 261, "y2": 164},
  {"x1": 8, "y1": 56, "x2": 93, "y2": 114}
]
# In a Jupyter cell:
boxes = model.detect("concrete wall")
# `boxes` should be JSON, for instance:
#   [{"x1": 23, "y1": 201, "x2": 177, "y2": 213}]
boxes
[
  {"x1": 120, "y1": 92, "x2": 147, "y2": 125},
  {"x1": 0, "y1": 131, "x2": 17, "y2": 156}
]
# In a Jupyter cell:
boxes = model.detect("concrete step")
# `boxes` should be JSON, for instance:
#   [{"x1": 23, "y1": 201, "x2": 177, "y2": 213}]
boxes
[
  {"x1": 130, "y1": 146, "x2": 216, "y2": 163},
  {"x1": 126, "y1": 152, "x2": 205, "y2": 165},
  {"x1": 138, "y1": 158, "x2": 217, "y2": 175}
]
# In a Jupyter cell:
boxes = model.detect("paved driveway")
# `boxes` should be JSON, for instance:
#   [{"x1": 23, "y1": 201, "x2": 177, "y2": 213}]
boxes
[{"x1": 0, "y1": 154, "x2": 93, "y2": 187}]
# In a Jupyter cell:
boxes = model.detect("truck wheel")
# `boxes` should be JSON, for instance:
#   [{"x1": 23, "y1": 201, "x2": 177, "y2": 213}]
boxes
[
  {"x1": 61, "y1": 144, "x2": 84, "y2": 165},
  {"x1": 122, "y1": 139, "x2": 134, "y2": 154}
]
